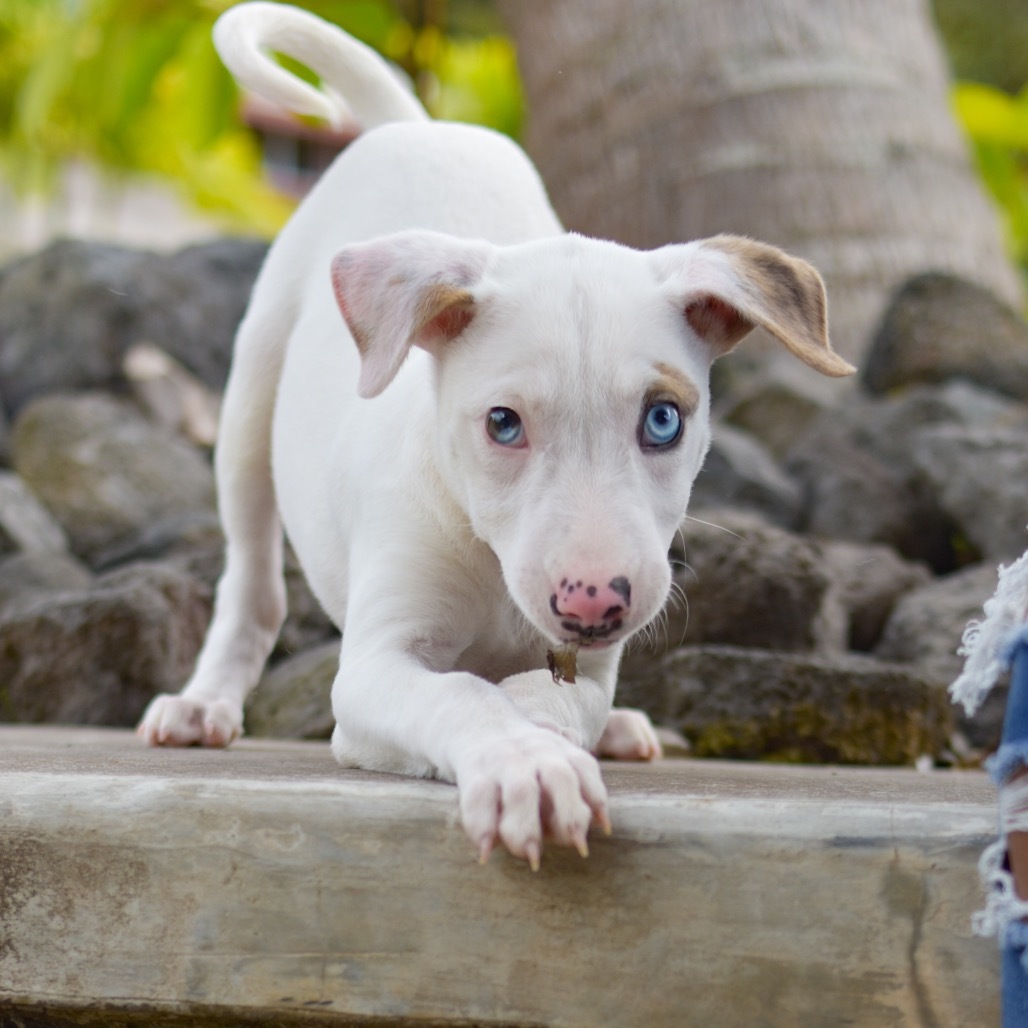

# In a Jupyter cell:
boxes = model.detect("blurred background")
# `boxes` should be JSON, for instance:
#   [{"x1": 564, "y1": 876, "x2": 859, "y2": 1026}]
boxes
[
  {"x1": 0, "y1": 1, "x2": 1023, "y2": 272},
  {"x1": 0, "y1": 0, "x2": 521, "y2": 250},
  {"x1": 2, "y1": 0, "x2": 1028, "y2": 766}
]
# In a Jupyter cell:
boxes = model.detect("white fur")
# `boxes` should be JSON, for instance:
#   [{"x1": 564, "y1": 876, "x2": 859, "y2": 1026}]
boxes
[{"x1": 138, "y1": 2, "x2": 852, "y2": 865}]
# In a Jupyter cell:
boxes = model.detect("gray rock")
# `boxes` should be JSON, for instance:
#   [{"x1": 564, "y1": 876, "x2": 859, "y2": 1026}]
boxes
[
  {"x1": 875, "y1": 562, "x2": 1002, "y2": 747},
  {"x1": 89, "y1": 512, "x2": 337, "y2": 662},
  {"x1": 0, "y1": 398, "x2": 9, "y2": 465},
  {"x1": 0, "y1": 550, "x2": 92, "y2": 618},
  {"x1": 146, "y1": 239, "x2": 267, "y2": 391},
  {"x1": 786, "y1": 422, "x2": 933, "y2": 559},
  {"x1": 616, "y1": 645, "x2": 952, "y2": 765},
  {"x1": 276, "y1": 546, "x2": 340, "y2": 660},
  {"x1": 92, "y1": 509, "x2": 225, "y2": 574},
  {"x1": 246, "y1": 639, "x2": 340, "y2": 740},
  {"x1": 864, "y1": 273, "x2": 1028, "y2": 401},
  {"x1": 820, "y1": 540, "x2": 932, "y2": 652},
  {"x1": 786, "y1": 380, "x2": 1028, "y2": 570},
  {"x1": 690, "y1": 423, "x2": 802, "y2": 528},
  {"x1": 0, "y1": 470, "x2": 68, "y2": 555},
  {"x1": 844, "y1": 382, "x2": 1028, "y2": 508},
  {"x1": 715, "y1": 358, "x2": 843, "y2": 458},
  {"x1": 875, "y1": 563, "x2": 1002, "y2": 685},
  {"x1": 873, "y1": 379, "x2": 1028, "y2": 443},
  {"x1": 623, "y1": 510, "x2": 844, "y2": 677},
  {"x1": 11, "y1": 392, "x2": 216, "y2": 566},
  {"x1": 908, "y1": 425, "x2": 1028, "y2": 562},
  {"x1": 123, "y1": 342, "x2": 221, "y2": 448},
  {"x1": 0, "y1": 561, "x2": 210, "y2": 726},
  {"x1": 0, "y1": 240, "x2": 150, "y2": 414},
  {"x1": 0, "y1": 237, "x2": 266, "y2": 415}
]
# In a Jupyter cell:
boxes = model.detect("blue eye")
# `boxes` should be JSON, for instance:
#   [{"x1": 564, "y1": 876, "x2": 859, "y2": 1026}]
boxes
[
  {"x1": 486, "y1": 407, "x2": 525, "y2": 447},
  {"x1": 641, "y1": 401, "x2": 682, "y2": 448}
]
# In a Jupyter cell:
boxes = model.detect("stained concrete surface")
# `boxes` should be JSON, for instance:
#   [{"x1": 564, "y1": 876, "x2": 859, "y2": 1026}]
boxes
[{"x1": 0, "y1": 726, "x2": 1001, "y2": 1027}]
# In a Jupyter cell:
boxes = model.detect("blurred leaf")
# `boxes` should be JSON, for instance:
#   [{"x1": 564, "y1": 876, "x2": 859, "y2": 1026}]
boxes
[
  {"x1": 954, "y1": 82, "x2": 1028, "y2": 274},
  {"x1": 954, "y1": 82, "x2": 1028, "y2": 150},
  {"x1": 0, "y1": 0, "x2": 523, "y2": 238},
  {"x1": 429, "y1": 34, "x2": 522, "y2": 138}
]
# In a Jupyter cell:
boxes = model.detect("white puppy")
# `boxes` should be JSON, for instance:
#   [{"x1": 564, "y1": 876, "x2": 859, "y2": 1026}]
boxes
[{"x1": 138, "y1": 1, "x2": 854, "y2": 866}]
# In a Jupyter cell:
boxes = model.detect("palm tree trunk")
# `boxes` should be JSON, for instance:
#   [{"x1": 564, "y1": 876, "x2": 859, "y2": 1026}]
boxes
[{"x1": 500, "y1": 0, "x2": 1022, "y2": 365}]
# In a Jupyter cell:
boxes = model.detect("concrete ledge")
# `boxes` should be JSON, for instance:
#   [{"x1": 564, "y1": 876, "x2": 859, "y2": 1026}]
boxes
[{"x1": 0, "y1": 726, "x2": 1000, "y2": 1026}]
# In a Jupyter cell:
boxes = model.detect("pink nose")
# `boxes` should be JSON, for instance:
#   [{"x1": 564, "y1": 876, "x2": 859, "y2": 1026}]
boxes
[{"x1": 551, "y1": 576, "x2": 632, "y2": 636}]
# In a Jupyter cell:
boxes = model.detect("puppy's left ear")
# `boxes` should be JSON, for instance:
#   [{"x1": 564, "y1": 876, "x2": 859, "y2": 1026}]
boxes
[
  {"x1": 652, "y1": 235, "x2": 855, "y2": 377},
  {"x1": 331, "y1": 231, "x2": 493, "y2": 398}
]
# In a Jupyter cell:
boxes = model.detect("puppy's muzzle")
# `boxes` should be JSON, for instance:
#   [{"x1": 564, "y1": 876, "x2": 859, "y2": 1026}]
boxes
[{"x1": 550, "y1": 575, "x2": 631, "y2": 644}]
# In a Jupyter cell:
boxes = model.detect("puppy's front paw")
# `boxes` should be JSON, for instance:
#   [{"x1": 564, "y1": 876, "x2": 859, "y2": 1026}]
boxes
[
  {"x1": 456, "y1": 731, "x2": 609, "y2": 868},
  {"x1": 137, "y1": 694, "x2": 242, "y2": 748},
  {"x1": 594, "y1": 708, "x2": 662, "y2": 761}
]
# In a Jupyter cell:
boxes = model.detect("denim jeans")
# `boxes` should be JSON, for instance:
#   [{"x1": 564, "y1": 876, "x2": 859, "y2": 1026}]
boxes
[{"x1": 986, "y1": 630, "x2": 1028, "y2": 1027}]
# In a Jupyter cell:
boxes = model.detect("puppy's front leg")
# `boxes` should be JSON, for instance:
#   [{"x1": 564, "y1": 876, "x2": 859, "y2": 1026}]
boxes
[
  {"x1": 495, "y1": 654, "x2": 618, "y2": 750},
  {"x1": 497, "y1": 661, "x2": 663, "y2": 762},
  {"x1": 329, "y1": 645, "x2": 610, "y2": 867}
]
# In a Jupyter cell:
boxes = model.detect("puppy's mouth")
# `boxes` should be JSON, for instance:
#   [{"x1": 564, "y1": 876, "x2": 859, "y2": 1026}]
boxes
[
  {"x1": 558, "y1": 624, "x2": 621, "y2": 648},
  {"x1": 555, "y1": 622, "x2": 625, "y2": 651},
  {"x1": 566, "y1": 637, "x2": 616, "y2": 651}
]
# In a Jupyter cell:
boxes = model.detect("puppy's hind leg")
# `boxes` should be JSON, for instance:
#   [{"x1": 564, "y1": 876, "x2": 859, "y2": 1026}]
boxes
[{"x1": 138, "y1": 299, "x2": 291, "y2": 747}]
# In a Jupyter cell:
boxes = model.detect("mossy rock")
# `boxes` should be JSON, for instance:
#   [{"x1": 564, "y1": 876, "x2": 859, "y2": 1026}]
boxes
[{"x1": 616, "y1": 645, "x2": 952, "y2": 765}]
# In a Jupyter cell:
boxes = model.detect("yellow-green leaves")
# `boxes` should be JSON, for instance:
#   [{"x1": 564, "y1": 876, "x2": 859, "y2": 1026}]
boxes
[
  {"x1": 0, "y1": 1, "x2": 523, "y2": 238},
  {"x1": 954, "y1": 81, "x2": 1028, "y2": 276}
]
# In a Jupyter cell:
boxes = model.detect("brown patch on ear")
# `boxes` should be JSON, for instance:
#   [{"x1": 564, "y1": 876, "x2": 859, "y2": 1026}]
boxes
[
  {"x1": 413, "y1": 283, "x2": 476, "y2": 345},
  {"x1": 699, "y1": 235, "x2": 855, "y2": 378}
]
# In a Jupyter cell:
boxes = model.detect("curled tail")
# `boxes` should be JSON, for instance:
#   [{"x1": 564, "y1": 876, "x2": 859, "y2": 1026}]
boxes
[{"x1": 213, "y1": 1, "x2": 429, "y2": 129}]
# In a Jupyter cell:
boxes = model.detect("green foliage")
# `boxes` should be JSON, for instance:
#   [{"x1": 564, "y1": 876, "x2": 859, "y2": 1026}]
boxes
[
  {"x1": 954, "y1": 81, "x2": 1028, "y2": 278},
  {"x1": 435, "y1": 34, "x2": 522, "y2": 139},
  {"x1": 933, "y1": 0, "x2": 1028, "y2": 96},
  {"x1": 0, "y1": 0, "x2": 523, "y2": 236}
]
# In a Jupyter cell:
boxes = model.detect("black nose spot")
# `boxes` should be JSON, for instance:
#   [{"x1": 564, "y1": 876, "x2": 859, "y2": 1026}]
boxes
[{"x1": 608, "y1": 576, "x2": 631, "y2": 607}]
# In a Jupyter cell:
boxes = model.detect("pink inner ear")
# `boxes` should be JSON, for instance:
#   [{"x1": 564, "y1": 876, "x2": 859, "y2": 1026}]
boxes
[
  {"x1": 421, "y1": 304, "x2": 474, "y2": 343},
  {"x1": 685, "y1": 295, "x2": 751, "y2": 349}
]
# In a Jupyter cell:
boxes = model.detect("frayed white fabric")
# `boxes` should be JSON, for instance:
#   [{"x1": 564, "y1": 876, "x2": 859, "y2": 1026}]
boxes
[
  {"x1": 951, "y1": 545, "x2": 1028, "y2": 716},
  {"x1": 975, "y1": 775, "x2": 1028, "y2": 939},
  {"x1": 951, "y1": 543, "x2": 1028, "y2": 942},
  {"x1": 1000, "y1": 775, "x2": 1028, "y2": 835}
]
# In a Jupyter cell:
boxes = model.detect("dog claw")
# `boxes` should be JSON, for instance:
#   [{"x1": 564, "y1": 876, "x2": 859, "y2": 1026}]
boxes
[
  {"x1": 572, "y1": 830, "x2": 589, "y2": 859},
  {"x1": 525, "y1": 841, "x2": 541, "y2": 872},
  {"x1": 478, "y1": 837, "x2": 493, "y2": 865}
]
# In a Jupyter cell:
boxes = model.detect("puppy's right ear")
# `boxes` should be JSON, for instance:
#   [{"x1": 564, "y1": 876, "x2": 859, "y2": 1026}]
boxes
[{"x1": 330, "y1": 231, "x2": 492, "y2": 398}]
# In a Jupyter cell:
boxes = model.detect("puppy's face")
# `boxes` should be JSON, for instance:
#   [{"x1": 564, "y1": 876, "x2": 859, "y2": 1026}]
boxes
[
  {"x1": 331, "y1": 229, "x2": 848, "y2": 649},
  {"x1": 432, "y1": 237, "x2": 710, "y2": 649}
]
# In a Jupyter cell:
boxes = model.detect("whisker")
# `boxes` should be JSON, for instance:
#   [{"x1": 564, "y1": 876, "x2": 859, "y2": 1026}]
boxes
[
  {"x1": 682, "y1": 513, "x2": 741, "y2": 539},
  {"x1": 671, "y1": 560, "x2": 699, "y2": 587},
  {"x1": 652, "y1": 606, "x2": 670, "y2": 654},
  {"x1": 667, "y1": 580, "x2": 690, "y2": 646}
]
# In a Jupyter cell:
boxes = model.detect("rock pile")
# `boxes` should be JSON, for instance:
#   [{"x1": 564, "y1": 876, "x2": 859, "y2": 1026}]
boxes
[{"x1": 1, "y1": 241, "x2": 1025, "y2": 766}]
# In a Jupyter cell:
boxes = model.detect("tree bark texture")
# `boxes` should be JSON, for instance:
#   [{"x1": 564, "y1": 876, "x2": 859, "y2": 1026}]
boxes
[{"x1": 501, "y1": 0, "x2": 1022, "y2": 365}]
